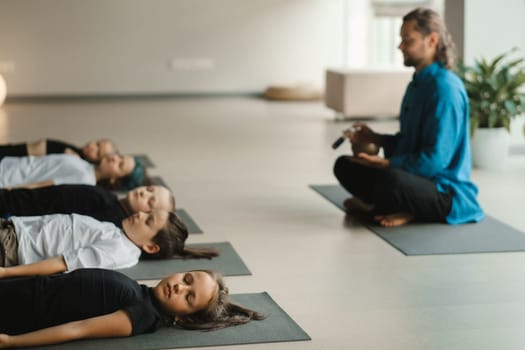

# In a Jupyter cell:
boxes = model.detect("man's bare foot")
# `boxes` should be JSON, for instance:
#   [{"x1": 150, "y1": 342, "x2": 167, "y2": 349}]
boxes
[
  {"x1": 343, "y1": 197, "x2": 374, "y2": 213},
  {"x1": 374, "y1": 212, "x2": 414, "y2": 227}
]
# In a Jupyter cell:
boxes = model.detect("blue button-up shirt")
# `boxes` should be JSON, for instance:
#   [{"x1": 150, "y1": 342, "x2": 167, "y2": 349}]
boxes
[{"x1": 383, "y1": 62, "x2": 484, "y2": 224}]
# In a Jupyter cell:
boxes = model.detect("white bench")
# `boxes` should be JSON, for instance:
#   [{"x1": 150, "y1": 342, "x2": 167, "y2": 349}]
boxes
[{"x1": 324, "y1": 68, "x2": 412, "y2": 118}]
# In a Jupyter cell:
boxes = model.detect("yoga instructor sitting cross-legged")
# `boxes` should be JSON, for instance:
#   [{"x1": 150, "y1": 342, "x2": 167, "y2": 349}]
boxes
[{"x1": 333, "y1": 8, "x2": 483, "y2": 227}]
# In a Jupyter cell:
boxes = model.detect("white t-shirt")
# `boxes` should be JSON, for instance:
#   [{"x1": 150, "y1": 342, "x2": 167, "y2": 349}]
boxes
[
  {"x1": 11, "y1": 214, "x2": 141, "y2": 271},
  {"x1": 0, "y1": 154, "x2": 96, "y2": 188}
]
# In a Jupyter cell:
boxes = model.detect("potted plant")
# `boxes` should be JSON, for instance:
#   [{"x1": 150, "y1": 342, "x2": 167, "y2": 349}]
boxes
[{"x1": 457, "y1": 48, "x2": 525, "y2": 169}]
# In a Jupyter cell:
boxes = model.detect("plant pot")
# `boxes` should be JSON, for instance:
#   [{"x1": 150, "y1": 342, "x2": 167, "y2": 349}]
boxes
[{"x1": 470, "y1": 127, "x2": 510, "y2": 170}]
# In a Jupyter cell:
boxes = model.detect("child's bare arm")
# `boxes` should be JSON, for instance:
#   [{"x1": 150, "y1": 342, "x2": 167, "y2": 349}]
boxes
[
  {"x1": 7, "y1": 180, "x2": 55, "y2": 190},
  {"x1": 0, "y1": 256, "x2": 67, "y2": 278},
  {"x1": 0, "y1": 310, "x2": 132, "y2": 348}
]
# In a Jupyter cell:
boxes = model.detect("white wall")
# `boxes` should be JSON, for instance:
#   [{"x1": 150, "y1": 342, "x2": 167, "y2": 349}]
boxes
[
  {"x1": 0, "y1": 0, "x2": 343, "y2": 96},
  {"x1": 463, "y1": 0, "x2": 525, "y2": 144},
  {"x1": 464, "y1": 0, "x2": 525, "y2": 63}
]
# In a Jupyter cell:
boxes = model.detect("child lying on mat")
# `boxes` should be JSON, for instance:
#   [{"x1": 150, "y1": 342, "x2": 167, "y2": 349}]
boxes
[
  {"x1": 0, "y1": 138, "x2": 117, "y2": 164},
  {"x1": 0, "y1": 268, "x2": 264, "y2": 347},
  {"x1": 0, "y1": 210, "x2": 218, "y2": 276},
  {"x1": 0, "y1": 184, "x2": 175, "y2": 228},
  {"x1": 0, "y1": 153, "x2": 146, "y2": 191}
]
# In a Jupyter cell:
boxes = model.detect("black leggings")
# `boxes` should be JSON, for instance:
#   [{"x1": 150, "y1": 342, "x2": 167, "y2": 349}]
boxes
[
  {"x1": 333, "y1": 155, "x2": 452, "y2": 223},
  {"x1": 0, "y1": 140, "x2": 80, "y2": 162},
  {"x1": 0, "y1": 143, "x2": 27, "y2": 161}
]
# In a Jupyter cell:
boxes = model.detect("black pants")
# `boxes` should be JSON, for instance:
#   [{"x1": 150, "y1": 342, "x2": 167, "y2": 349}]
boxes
[
  {"x1": 0, "y1": 143, "x2": 27, "y2": 162},
  {"x1": 333, "y1": 155, "x2": 452, "y2": 223}
]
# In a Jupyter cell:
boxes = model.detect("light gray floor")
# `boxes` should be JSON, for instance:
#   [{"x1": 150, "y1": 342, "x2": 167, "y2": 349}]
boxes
[{"x1": 2, "y1": 96, "x2": 525, "y2": 349}]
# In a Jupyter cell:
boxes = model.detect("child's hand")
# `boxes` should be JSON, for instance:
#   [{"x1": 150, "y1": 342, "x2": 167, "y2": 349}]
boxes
[
  {"x1": 0, "y1": 333, "x2": 11, "y2": 348},
  {"x1": 64, "y1": 148, "x2": 80, "y2": 158}
]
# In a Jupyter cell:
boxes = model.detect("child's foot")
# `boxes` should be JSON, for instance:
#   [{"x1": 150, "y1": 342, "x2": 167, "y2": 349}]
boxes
[
  {"x1": 374, "y1": 212, "x2": 414, "y2": 227},
  {"x1": 343, "y1": 197, "x2": 374, "y2": 213}
]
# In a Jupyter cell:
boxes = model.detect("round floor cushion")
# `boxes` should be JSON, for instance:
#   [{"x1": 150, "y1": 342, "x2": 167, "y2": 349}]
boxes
[{"x1": 264, "y1": 84, "x2": 322, "y2": 101}]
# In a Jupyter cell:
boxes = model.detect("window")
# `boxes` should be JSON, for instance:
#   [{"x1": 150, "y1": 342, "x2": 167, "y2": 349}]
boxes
[{"x1": 344, "y1": 0, "x2": 444, "y2": 68}]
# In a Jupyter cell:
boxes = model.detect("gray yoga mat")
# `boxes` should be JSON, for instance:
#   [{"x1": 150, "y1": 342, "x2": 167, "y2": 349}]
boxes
[
  {"x1": 310, "y1": 184, "x2": 525, "y2": 255},
  {"x1": 29, "y1": 292, "x2": 310, "y2": 350},
  {"x1": 175, "y1": 208, "x2": 203, "y2": 234},
  {"x1": 118, "y1": 242, "x2": 251, "y2": 279}
]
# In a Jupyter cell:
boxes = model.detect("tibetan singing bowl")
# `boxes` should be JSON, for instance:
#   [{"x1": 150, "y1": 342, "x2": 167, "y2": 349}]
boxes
[{"x1": 351, "y1": 142, "x2": 380, "y2": 156}]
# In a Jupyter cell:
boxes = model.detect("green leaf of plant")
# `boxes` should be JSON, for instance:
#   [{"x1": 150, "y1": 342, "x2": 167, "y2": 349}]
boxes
[{"x1": 461, "y1": 49, "x2": 525, "y2": 132}]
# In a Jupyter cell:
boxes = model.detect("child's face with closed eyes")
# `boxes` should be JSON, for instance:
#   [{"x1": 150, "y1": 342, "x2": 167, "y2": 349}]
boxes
[
  {"x1": 126, "y1": 186, "x2": 174, "y2": 212},
  {"x1": 152, "y1": 271, "x2": 219, "y2": 316}
]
